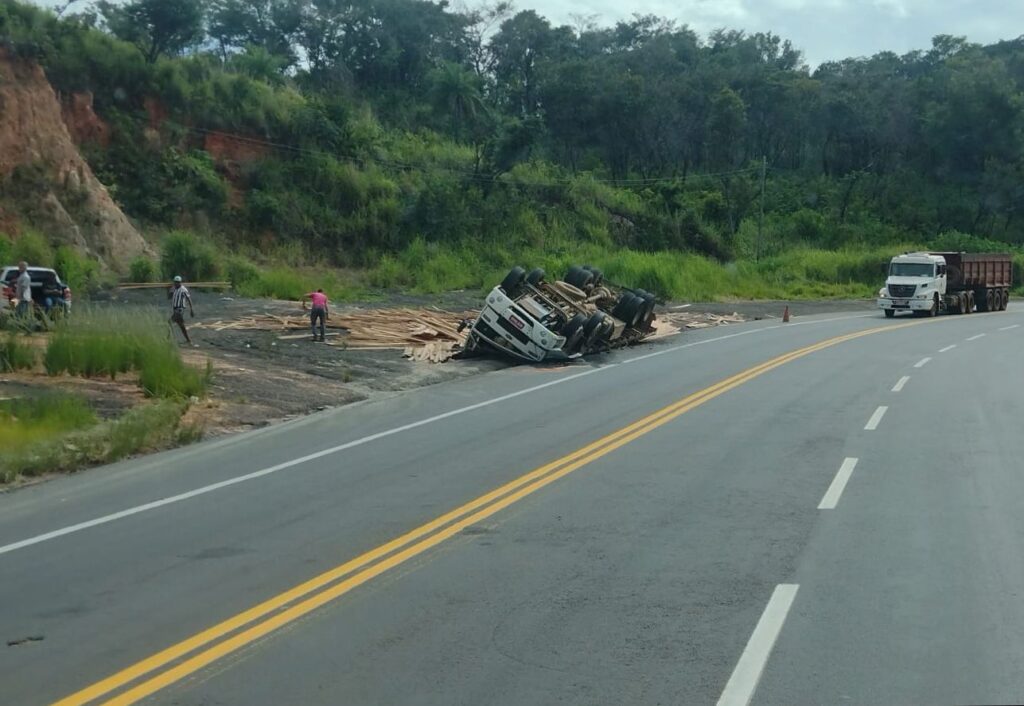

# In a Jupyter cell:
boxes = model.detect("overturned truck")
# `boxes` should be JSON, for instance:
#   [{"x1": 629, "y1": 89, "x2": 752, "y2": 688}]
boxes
[{"x1": 461, "y1": 265, "x2": 658, "y2": 362}]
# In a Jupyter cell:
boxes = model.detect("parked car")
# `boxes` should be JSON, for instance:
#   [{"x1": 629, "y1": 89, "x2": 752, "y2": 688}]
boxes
[{"x1": 1, "y1": 266, "x2": 72, "y2": 317}]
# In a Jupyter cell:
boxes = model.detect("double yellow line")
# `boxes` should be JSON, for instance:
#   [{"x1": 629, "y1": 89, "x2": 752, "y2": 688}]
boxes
[{"x1": 56, "y1": 319, "x2": 927, "y2": 705}]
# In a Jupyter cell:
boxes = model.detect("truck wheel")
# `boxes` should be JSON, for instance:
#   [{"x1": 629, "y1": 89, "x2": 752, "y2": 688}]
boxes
[
  {"x1": 965, "y1": 291, "x2": 974, "y2": 313},
  {"x1": 561, "y1": 313, "x2": 587, "y2": 353},
  {"x1": 985, "y1": 289, "x2": 995, "y2": 312},
  {"x1": 582, "y1": 311, "x2": 610, "y2": 348},
  {"x1": 929, "y1": 295, "x2": 938, "y2": 317},
  {"x1": 565, "y1": 266, "x2": 594, "y2": 290},
  {"x1": 500, "y1": 267, "x2": 526, "y2": 295},
  {"x1": 1000, "y1": 289, "x2": 1009, "y2": 310},
  {"x1": 884, "y1": 309, "x2": 895, "y2": 318},
  {"x1": 583, "y1": 266, "x2": 604, "y2": 286},
  {"x1": 612, "y1": 293, "x2": 637, "y2": 321},
  {"x1": 526, "y1": 268, "x2": 545, "y2": 286},
  {"x1": 621, "y1": 296, "x2": 644, "y2": 328}
]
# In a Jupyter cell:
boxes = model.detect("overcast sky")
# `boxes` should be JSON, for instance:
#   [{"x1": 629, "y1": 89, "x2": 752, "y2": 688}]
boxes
[
  {"x1": 522, "y1": 0, "x2": 1024, "y2": 66},
  {"x1": 34, "y1": 0, "x2": 1024, "y2": 67}
]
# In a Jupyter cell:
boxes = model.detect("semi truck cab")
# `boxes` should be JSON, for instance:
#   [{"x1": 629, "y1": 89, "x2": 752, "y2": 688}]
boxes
[{"x1": 877, "y1": 253, "x2": 947, "y2": 316}]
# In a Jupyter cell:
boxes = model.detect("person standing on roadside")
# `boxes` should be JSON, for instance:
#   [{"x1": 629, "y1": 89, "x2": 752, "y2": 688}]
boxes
[
  {"x1": 15, "y1": 261, "x2": 32, "y2": 319},
  {"x1": 302, "y1": 288, "x2": 329, "y2": 341},
  {"x1": 168, "y1": 275, "x2": 195, "y2": 346}
]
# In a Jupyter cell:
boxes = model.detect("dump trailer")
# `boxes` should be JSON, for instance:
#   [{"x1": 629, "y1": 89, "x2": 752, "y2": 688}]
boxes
[
  {"x1": 460, "y1": 265, "x2": 657, "y2": 362},
  {"x1": 877, "y1": 251, "x2": 1012, "y2": 318}
]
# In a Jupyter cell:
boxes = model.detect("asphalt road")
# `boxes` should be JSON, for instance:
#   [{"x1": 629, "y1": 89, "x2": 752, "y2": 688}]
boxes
[{"x1": 2, "y1": 304, "x2": 1023, "y2": 705}]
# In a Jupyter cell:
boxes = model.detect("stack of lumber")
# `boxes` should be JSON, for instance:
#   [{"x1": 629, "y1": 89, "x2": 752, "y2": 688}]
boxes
[
  {"x1": 194, "y1": 308, "x2": 473, "y2": 355},
  {"x1": 658, "y1": 311, "x2": 745, "y2": 331}
]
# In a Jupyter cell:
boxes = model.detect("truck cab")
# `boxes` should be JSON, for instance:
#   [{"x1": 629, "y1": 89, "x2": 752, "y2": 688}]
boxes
[{"x1": 877, "y1": 252, "x2": 946, "y2": 317}]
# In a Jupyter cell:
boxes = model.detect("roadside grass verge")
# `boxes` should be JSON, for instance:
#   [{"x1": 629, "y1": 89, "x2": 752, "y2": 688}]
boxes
[
  {"x1": 364, "y1": 239, "x2": 917, "y2": 301},
  {"x1": 44, "y1": 307, "x2": 209, "y2": 399},
  {"x1": 233, "y1": 266, "x2": 369, "y2": 302},
  {"x1": 0, "y1": 398, "x2": 196, "y2": 483}
]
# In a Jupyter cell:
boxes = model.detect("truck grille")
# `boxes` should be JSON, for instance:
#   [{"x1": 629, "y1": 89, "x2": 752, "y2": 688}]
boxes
[{"x1": 888, "y1": 284, "x2": 916, "y2": 298}]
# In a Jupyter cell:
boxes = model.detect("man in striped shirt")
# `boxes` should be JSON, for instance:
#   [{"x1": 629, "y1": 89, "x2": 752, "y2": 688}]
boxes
[{"x1": 168, "y1": 275, "x2": 195, "y2": 345}]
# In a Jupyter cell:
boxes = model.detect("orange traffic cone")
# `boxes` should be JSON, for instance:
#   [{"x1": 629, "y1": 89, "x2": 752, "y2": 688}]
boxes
[{"x1": 782, "y1": 306, "x2": 790, "y2": 323}]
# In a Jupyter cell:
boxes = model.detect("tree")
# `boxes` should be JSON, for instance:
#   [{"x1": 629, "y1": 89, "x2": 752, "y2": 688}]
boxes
[
  {"x1": 96, "y1": 0, "x2": 204, "y2": 63},
  {"x1": 429, "y1": 61, "x2": 487, "y2": 140}
]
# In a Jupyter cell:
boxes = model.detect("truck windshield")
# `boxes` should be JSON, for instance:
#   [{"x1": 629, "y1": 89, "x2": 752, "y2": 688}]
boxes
[{"x1": 889, "y1": 262, "x2": 934, "y2": 277}]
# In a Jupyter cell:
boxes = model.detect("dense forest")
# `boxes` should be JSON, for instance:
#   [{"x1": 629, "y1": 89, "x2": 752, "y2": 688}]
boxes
[{"x1": 1, "y1": 0, "x2": 1023, "y2": 299}]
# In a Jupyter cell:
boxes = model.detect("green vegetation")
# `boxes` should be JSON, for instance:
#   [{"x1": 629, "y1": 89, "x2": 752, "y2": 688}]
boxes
[
  {"x1": 0, "y1": 392, "x2": 97, "y2": 468},
  {"x1": 0, "y1": 397, "x2": 195, "y2": 482},
  {"x1": 44, "y1": 307, "x2": 209, "y2": 398},
  {"x1": 128, "y1": 256, "x2": 157, "y2": 282},
  {"x1": 2, "y1": 0, "x2": 1024, "y2": 299},
  {"x1": 0, "y1": 334, "x2": 35, "y2": 371}
]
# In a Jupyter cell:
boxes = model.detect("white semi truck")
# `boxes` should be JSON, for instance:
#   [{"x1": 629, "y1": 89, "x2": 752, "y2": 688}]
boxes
[
  {"x1": 877, "y1": 251, "x2": 1012, "y2": 318},
  {"x1": 460, "y1": 265, "x2": 657, "y2": 362}
]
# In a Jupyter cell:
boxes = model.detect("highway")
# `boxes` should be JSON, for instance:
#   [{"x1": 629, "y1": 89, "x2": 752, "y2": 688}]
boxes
[{"x1": 2, "y1": 306, "x2": 1023, "y2": 705}]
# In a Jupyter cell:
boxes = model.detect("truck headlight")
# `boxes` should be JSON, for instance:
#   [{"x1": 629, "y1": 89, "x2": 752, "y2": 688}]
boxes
[{"x1": 879, "y1": 288, "x2": 887, "y2": 297}]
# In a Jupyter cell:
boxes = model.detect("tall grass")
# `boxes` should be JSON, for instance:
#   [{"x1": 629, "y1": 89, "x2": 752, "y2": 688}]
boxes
[
  {"x1": 44, "y1": 307, "x2": 209, "y2": 398},
  {"x1": 1, "y1": 400, "x2": 193, "y2": 482},
  {"x1": 233, "y1": 265, "x2": 368, "y2": 302},
  {"x1": 362, "y1": 240, "x2": 918, "y2": 301},
  {"x1": 0, "y1": 393, "x2": 97, "y2": 462},
  {"x1": 0, "y1": 335, "x2": 35, "y2": 372}
]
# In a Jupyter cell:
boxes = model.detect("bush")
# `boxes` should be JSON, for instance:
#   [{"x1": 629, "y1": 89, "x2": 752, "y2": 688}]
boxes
[
  {"x1": 129, "y1": 257, "x2": 157, "y2": 283},
  {"x1": 54, "y1": 246, "x2": 99, "y2": 293},
  {"x1": 0, "y1": 233, "x2": 13, "y2": 264},
  {"x1": 10, "y1": 230, "x2": 53, "y2": 267},
  {"x1": 160, "y1": 231, "x2": 221, "y2": 281},
  {"x1": 0, "y1": 335, "x2": 36, "y2": 372}
]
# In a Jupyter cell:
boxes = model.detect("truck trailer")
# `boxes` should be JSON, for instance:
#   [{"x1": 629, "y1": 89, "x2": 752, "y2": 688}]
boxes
[{"x1": 877, "y1": 251, "x2": 1012, "y2": 318}]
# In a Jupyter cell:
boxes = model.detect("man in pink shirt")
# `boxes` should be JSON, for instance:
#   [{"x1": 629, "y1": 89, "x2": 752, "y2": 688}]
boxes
[{"x1": 302, "y1": 288, "x2": 329, "y2": 341}]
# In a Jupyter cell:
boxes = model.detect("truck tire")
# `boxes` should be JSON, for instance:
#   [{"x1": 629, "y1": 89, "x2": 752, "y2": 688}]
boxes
[
  {"x1": 1000, "y1": 289, "x2": 1009, "y2": 310},
  {"x1": 929, "y1": 294, "x2": 938, "y2": 317},
  {"x1": 612, "y1": 293, "x2": 637, "y2": 322},
  {"x1": 561, "y1": 313, "x2": 587, "y2": 354},
  {"x1": 565, "y1": 266, "x2": 594, "y2": 290},
  {"x1": 500, "y1": 267, "x2": 526, "y2": 295},
  {"x1": 986, "y1": 289, "x2": 995, "y2": 312},
  {"x1": 958, "y1": 295, "x2": 967, "y2": 315},
  {"x1": 582, "y1": 311, "x2": 610, "y2": 348},
  {"x1": 621, "y1": 296, "x2": 644, "y2": 328},
  {"x1": 966, "y1": 291, "x2": 974, "y2": 313},
  {"x1": 884, "y1": 309, "x2": 895, "y2": 318},
  {"x1": 583, "y1": 266, "x2": 604, "y2": 286},
  {"x1": 526, "y1": 268, "x2": 545, "y2": 286}
]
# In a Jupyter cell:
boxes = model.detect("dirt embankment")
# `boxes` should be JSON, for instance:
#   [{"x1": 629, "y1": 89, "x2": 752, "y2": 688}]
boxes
[{"x1": 0, "y1": 50, "x2": 150, "y2": 268}]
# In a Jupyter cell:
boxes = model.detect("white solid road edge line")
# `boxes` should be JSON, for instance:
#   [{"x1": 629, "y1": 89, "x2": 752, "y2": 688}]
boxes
[
  {"x1": 717, "y1": 584, "x2": 800, "y2": 706},
  {"x1": 938, "y1": 344, "x2": 956, "y2": 353},
  {"x1": 818, "y1": 458, "x2": 858, "y2": 510},
  {"x1": 966, "y1": 333, "x2": 986, "y2": 341},
  {"x1": 999, "y1": 324, "x2": 1020, "y2": 331},
  {"x1": 891, "y1": 376, "x2": 910, "y2": 392},
  {"x1": 913, "y1": 356, "x2": 931, "y2": 368},
  {"x1": 864, "y1": 406, "x2": 888, "y2": 431},
  {"x1": 0, "y1": 314, "x2": 882, "y2": 558}
]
